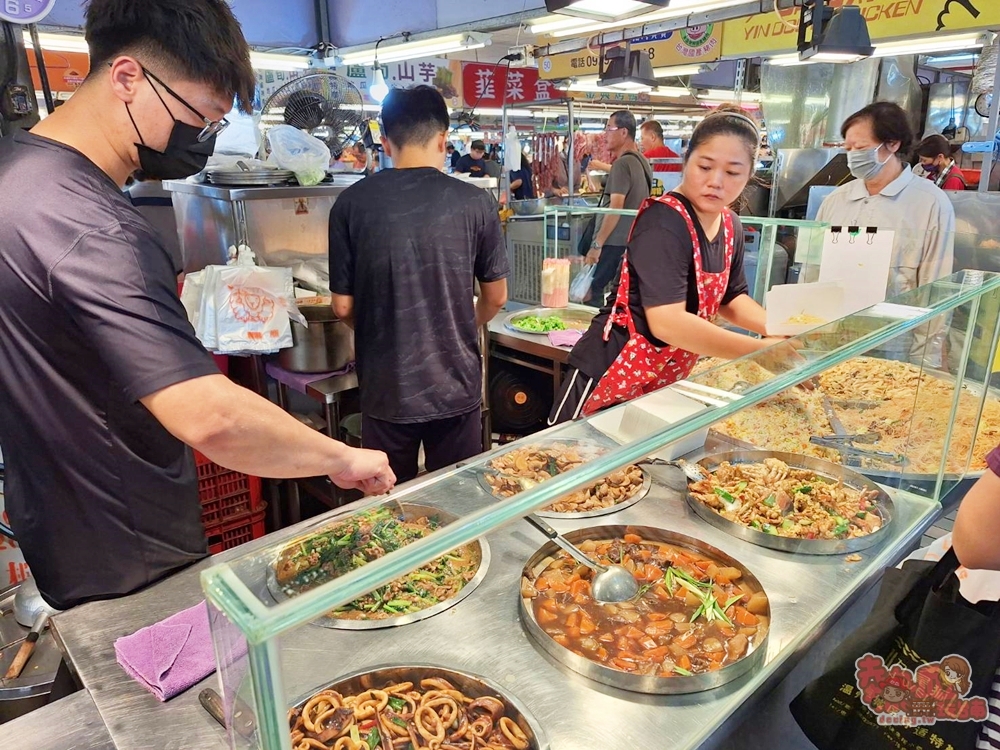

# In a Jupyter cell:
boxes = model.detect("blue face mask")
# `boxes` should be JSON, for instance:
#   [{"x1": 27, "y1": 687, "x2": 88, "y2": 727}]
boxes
[{"x1": 847, "y1": 143, "x2": 892, "y2": 181}]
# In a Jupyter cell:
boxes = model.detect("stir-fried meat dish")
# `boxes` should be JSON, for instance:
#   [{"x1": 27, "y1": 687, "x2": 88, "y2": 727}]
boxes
[
  {"x1": 289, "y1": 676, "x2": 534, "y2": 750},
  {"x1": 274, "y1": 507, "x2": 480, "y2": 621},
  {"x1": 689, "y1": 458, "x2": 883, "y2": 540},
  {"x1": 486, "y1": 444, "x2": 644, "y2": 514},
  {"x1": 524, "y1": 533, "x2": 768, "y2": 678}
]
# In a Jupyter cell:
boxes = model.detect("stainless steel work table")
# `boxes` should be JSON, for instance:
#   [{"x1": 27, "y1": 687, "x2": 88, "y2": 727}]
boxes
[
  {"x1": 49, "y1": 460, "x2": 940, "y2": 750},
  {"x1": 5, "y1": 689, "x2": 115, "y2": 750}
]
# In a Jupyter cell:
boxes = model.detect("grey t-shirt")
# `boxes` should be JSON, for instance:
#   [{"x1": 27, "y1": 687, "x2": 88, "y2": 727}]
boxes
[
  {"x1": 0, "y1": 130, "x2": 219, "y2": 609},
  {"x1": 599, "y1": 151, "x2": 652, "y2": 247}
]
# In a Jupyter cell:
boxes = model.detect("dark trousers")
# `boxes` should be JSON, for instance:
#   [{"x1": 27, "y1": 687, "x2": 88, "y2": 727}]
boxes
[
  {"x1": 362, "y1": 408, "x2": 483, "y2": 484},
  {"x1": 589, "y1": 244, "x2": 626, "y2": 305}
]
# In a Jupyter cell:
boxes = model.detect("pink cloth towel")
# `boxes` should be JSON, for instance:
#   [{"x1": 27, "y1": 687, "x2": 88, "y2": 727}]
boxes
[
  {"x1": 114, "y1": 601, "x2": 215, "y2": 701},
  {"x1": 548, "y1": 329, "x2": 583, "y2": 348}
]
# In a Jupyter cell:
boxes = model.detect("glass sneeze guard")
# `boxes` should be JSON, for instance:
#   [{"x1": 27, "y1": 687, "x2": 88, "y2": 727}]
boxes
[{"x1": 202, "y1": 270, "x2": 1000, "y2": 750}]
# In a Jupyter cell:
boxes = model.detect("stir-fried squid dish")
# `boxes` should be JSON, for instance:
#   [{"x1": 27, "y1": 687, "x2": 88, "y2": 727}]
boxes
[
  {"x1": 274, "y1": 507, "x2": 479, "y2": 621},
  {"x1": 690, "y1": 357, "x2": 1000, "y2": 473},
  {"x1": 288, "y1": 678, "x2": 533, "y2": 750},
  {"x1": 690, "y1": 458, "x2": 883, "y2": 540},
  {"x1": 523, "y1": 533, "x2": 769, "y2": 677},
  {"x1": 486, "y1": 444, "x2": 644, "y2": 514}
]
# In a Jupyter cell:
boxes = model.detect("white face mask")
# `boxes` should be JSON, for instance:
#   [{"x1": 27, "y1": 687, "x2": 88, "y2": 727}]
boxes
[{"x1": 847, "y1": 143, "x2": 892, "y2": 181}]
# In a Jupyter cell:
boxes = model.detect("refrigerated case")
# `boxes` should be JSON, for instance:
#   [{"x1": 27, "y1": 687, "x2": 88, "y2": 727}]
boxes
[{"x1": 198, "y1": 271, "x2": 1000, "y2": 750}]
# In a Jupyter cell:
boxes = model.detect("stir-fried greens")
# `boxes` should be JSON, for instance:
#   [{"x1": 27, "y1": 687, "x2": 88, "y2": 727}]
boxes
[
  {"x1": 511, "y1": 315, "x2": 568, "y2": 333},
  {"x1": 689, "y1": 458, "x2": 883, "y2": 541},
  {"x1": 274, "y1": 507, "x2": 480, "y2": 620}
]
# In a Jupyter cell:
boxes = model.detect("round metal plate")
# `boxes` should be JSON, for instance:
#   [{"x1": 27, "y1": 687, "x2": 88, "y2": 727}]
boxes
[
  {"x1": 266, "y1": 504, "x2": 490, "y2": 630},
  {"x1": 478, "y1": 439, "x2": 649, "y2": 518},
  {"x1": 504, "y1": 307, "x2": 595, "y2": 334},
  {"x1": 520, "y1": 526, "x2": 770, "y2": 695},
  {"x1": 291, "y1": 665, "x2": 548, "y2": 750},
  {"x1": 687, "y1": 450, "x2": 895, "y2": 556}
]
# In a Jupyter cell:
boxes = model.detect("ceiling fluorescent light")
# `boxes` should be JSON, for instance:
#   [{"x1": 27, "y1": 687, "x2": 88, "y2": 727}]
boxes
[
  {"x1": 475, "y1": 108, "x2": 535, "y2": 118},
  {"x1": 797, "y1": 0, "x2": 874, "y2": 64},
  {"x1": 339, "y1": 33, "x2": 490, "y2": 66},
  {"x1": 21, "y1": 31, "x2": 90, "y2": 53},
  {"x1": 544, "y1": 0, "x2": 669, "y2": 24},
  {"x1": 548, "y1": 0, "x2": 746, "y2": 38},
  {"x1": 870, "y1": 32, "x2": 986, "y2": 58},
  {"x1": 653, "y1": 64, "x2": 704, "y2": 78},
  {"x1": 698, "y1": 89, "x2": 762, "y2": 102},
  {"x1": 249, "y1": 52, "x2": 313, "y2": 71}
]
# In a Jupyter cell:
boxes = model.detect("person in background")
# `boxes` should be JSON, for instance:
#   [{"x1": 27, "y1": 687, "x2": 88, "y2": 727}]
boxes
[
  {"x1": 915, "y1": 134, "x2": 968, "y2": 191},
  {"x1": 584, "y1": 111, "x2": 652, "y2": 303},
  {"x1": 640, "y1": 119, "x2": 682, "y2": 173},
  {"x1": 549, "y1": 108, "x2": 782, "y2": 423},
  {"x1": 484, "y1": 149, "x2": 502, "y2": 179},
  {"x1": 329, "y1": 86, "x2": 509, "y2": 484},
  {"x1": 510, "y1": 152, "x2": 535, "y2": 201},
  {"x1": 454, "y1": 139, "x2": 487, "y2": 176},
  {"x1": 447, "y1": 142, "x2": 460, "y2": 171},
  {"x1": 0, "y1": 0, "x2": 394, "y2": 611},
  {"x1": 816, "y1": 102, "x2": 955, "y2": 366}
]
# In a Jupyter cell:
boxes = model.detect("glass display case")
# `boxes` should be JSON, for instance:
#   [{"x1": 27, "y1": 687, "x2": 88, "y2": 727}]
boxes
[
  {"x1": 202, "y1": 271, "x2": 1000, "y2": 750},
  {"x1": 540, "y1": 204, "x2": 829, "y2": 305}
]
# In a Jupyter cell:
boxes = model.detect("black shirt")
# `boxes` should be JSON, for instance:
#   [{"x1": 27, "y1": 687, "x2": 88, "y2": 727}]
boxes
[
  {"x1": 455, "y1": 154, "x2": 487, "y2": 177},
  {"x1": 0, "y1": 131, "x2": 219, "y2": 609},
  {"x1": 511, "y1": 164, "x2": 535, "y2": 201},
  {"x1": 569, "y1": 195, "x2": 748, "y2": 379},
  {"x1": 329, "y1": 168, "x2": 509, "y2": 423},
  {"x1": 449, "y1": 151, "x2": 461, "y2": 170}
]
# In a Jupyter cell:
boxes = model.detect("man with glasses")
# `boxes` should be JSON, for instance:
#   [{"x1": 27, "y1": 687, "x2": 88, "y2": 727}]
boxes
[
  {"x1": 584, "y1": 111, "x2": 652, "y2": 303},
  {"x1": 0, "y1": 0, "x2": 395, "y2": 612}
]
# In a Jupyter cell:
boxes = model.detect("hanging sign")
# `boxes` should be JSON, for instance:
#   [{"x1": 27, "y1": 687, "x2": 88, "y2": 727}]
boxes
[
  {"x1": 722, "y1": 0, "x2": 1000, "y2": 58},
  {"x1": 538, "y1": 24, "x2": 722, "y2": 80},
  {"x1": 0, "y1": 0, "x2": 57, "y2": 24},
  {"x1": 461, "y1": 63, "x2": 561, "y2": 108}
]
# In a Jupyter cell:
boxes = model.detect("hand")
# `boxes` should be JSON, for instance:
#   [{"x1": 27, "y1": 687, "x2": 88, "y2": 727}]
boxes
[
  {"x1": 329, "y1": 447, "x2": 396, "y2": 495},
  {"x1": 585, "y1": 248, "x2": 601, "y2": 266},
  {"x1": 756, "y1": 336, "x2": 807, "y2": 376}
]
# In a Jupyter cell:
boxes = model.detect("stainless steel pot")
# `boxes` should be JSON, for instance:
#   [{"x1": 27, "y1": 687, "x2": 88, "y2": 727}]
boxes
[{"x1": 277, "y1": 305, "x2": 354, "y2": 373}]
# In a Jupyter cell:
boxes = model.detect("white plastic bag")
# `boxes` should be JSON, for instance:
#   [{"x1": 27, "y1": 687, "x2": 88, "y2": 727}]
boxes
[
  {"x1": 267, "y1": 124, "x2": 330, "y2": 186},
  {"x1": 569, "y1": 265, "x2": 596, "y2": 303}
]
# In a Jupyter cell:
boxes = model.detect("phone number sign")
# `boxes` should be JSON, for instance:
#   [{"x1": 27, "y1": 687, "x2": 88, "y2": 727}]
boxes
[{"x1": 1, "y1": 0, "x2": 57, "y2": 24}]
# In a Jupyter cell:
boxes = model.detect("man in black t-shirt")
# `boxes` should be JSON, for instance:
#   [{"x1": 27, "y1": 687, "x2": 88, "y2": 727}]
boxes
[
  {"x1": 446, "y1": 143, "x2": 461, "y2": 170},
  {"x1": 0, "y1": 0, "x2": 394, "y2": 611},
  {"x1": 330, "y1": 87, "x2": 509, "y2": 483},
  {"x1": 454, "y1": 139, "x2": 488, "y2": 177}
]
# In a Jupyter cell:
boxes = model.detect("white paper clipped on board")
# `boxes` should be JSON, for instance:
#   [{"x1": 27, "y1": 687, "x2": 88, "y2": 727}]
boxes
[{"x1": 817, "y1": 227, "x2": 894, "y2": 315}]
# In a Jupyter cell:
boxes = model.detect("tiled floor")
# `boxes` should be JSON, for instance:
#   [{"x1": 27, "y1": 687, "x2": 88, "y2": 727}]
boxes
[{"x1": 920, "y1": 506, "x2": 958, "y2": 549}]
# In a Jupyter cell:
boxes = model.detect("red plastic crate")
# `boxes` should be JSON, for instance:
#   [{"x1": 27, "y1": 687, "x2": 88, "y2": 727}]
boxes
[
  {"x1": 195, "y1": 451, "x2": 263, "y2": 527},
  {"x1": 206, "y1": 505, "x2": 267, "y2": 555}
]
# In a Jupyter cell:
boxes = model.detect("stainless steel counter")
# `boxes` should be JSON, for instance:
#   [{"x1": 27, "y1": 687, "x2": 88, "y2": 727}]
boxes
[
  {"x1": 4, "y1": 690, "x2": 115, "y2": 750},
  {"x1": 50, "y1": 460, "x2": 939, "y2": 750}
]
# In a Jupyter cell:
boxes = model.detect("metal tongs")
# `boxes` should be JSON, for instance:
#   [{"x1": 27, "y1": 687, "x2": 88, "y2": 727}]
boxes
[{"x1": 810, "y1": 394, "x2": 909, "y2": 467}]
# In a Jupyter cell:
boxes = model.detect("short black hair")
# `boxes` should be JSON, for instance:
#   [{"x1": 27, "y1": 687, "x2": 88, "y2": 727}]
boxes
[
  {"x1": 380, "y1": 86, "x2": 450, "y2": 150},
  {"x1": 916, "y1": 134, "x2": 955, "y2": 160},
  {"x1": 641, "y1": 120, "x2": 664, "y2": 141},
  {"x1": 610, "y1": 110, "x2": 637, "y2": 140},
  {"x1": 84, "y1": 0, "x2": 256, "y2": 114},
  {"x1": 841, "y1": 101, "x2": 914, "y2": 158}
]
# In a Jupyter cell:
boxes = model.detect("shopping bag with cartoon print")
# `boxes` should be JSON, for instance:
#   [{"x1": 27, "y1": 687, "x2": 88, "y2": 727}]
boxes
[{"x1": 790, "y1": 549, "x2": 1000, "y2": 750}]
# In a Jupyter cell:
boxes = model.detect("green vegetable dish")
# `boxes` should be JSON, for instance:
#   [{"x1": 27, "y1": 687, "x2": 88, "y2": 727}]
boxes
[
  {"x1": 274, "y1": 507, "x2": 481, "y2": 621},
  {"x1": 512, "y1": 315, "x2": 568, "y2": 333}
]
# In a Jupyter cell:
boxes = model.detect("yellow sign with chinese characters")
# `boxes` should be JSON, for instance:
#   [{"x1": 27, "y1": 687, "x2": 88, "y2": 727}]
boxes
[
  {"x1": 538, "y1": 24, "x2": 722, "y2": 80},
  {"x1": 722, "y1": 0, "x2": 1000, "y2": 58}
]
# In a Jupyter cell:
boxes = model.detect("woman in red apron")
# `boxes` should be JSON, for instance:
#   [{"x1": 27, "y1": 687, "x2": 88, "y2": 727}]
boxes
[{"x1": 550, "y1": 108, "x2": 787, "y2": 423}]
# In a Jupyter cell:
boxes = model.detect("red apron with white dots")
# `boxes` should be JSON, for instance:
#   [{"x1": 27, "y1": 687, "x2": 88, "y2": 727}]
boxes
[{"x1": 581, "y1": 194, "x2": 735, "y2": 417}]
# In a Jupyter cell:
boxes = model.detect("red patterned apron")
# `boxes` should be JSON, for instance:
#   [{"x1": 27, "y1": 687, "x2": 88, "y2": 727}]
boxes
[{"x1": 581, "y1": 194, "x2": 735, "y2": 417}]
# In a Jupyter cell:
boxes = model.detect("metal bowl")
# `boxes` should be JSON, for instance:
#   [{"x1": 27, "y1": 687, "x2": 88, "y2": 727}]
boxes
[
  {"x1": 266, "y1": 504, "x2": 490, "y2": 630},
  {"x1": 504, "y1": 307, "x2": 595, "y2": 334},
  {"x1": 520, "y1": 526, "x2": 770, "y2": 695},
  {"x1": 687, "y1": 450, "x2": 895, "y2": 555},
  {"x1": 291, "y1": 665, "x2": 548, "y2": 749}
]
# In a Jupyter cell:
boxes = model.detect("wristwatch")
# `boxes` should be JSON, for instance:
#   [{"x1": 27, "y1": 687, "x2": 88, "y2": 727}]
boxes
[{"x1": 590, "y1": 241, "x2": 603, "y2": 251}]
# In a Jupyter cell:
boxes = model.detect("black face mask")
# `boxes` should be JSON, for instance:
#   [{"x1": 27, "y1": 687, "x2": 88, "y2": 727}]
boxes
[{"x1": 127, "y1": 102, "x2": 217, "y2": 180}]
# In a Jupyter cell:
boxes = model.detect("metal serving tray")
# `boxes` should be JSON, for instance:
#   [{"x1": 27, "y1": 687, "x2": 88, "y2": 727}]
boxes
[
  {"x1": 504, "y1": 307, "x2": 595, "y2": 334},
  {"x1": 519, "y1": 525, "x2": 770, "y2": 695},
  {"x1": 477, "y1": 440, "x2": 651, "y2": 519},
  {"x1": 687, "y1": 450, "x2": 895, "y2": 556},
  {"x1": 266, "y1": 504, "x2": 490, "y2": 630},
  {"x1": 291, "y1": 665, "x2": 548, "y2": 750}
]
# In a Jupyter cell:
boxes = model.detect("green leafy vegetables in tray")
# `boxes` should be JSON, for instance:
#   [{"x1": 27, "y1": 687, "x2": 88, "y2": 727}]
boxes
[
  {"x1": 512, "y1": 315, "x2": 569, "y2": 333},
  {"x1": 273, "y1": 507, "x2": 480, "y2": 620}
]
